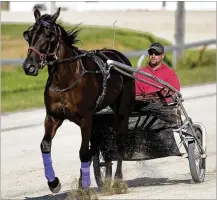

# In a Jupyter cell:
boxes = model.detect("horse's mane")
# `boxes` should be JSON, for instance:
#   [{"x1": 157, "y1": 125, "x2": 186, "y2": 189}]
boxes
[
  {"x1": 58, "y1": 24, "x2": 81, "y2": 47},
  {"x1": 38, "y1": 14, "x2": 82, "y2": 48}
]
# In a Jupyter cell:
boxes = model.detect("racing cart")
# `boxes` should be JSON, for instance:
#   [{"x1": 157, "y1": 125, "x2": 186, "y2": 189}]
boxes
[{"x1": 91, "y1": 60, "x2": 207, "y2": 189}]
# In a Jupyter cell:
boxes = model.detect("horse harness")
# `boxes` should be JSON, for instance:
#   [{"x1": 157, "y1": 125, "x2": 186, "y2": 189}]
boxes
[{"x1": 47, "y1": 50, "x2": 124, "y2": 115}]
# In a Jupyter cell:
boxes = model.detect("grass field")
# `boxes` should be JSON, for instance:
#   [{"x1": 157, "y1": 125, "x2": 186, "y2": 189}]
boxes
[
  {"x1": 1, "y1": 23, "x2": 216, "y2": 113},
  {"x1": 1, "y1": 23, "x2": 171, "y2": 58}
]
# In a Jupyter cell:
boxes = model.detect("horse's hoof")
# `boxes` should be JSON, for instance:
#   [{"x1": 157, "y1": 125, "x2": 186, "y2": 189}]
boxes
[
  {"x1": 78, "y1": 178, "x2": 90, "y2": 190},
  {"x1": 48, "y1": 177, "x2": 61, "y2": 193},
  {"x1": 115, "y1": 172, "x2": 123, "y2": 180}
]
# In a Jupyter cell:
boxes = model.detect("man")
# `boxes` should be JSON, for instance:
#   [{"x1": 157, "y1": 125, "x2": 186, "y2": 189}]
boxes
[
  {"x1": 134, "y1": 42, "x2": 181, "y2": 119},
  {"x1": 135, "y1": 42, "x2": 180, "y2": 103},
  {"x1": 133, "y1": 42, "x2": 182, "y2": 158}
]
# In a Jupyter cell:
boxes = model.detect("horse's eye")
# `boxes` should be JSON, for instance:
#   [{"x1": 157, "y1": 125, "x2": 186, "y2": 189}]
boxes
[
  {"x1": 50, "y1": 35, "x2": 56, "y2": 41},
  {"x1": 23, "y1": 31, "x2": 29, "y2": 42}
]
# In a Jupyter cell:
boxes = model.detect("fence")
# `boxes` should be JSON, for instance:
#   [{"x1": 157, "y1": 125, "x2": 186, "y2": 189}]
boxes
[{"x1": 1, "y1": 39, "x2": 216, "y2": 67}]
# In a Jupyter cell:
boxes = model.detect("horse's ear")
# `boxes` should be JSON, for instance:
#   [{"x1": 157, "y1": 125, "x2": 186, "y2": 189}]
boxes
[
  {"x1": 51, "y1": 7, "x2": 61, "y2": 23},
  {"x1": 34, "y1": 8, "x2": 41, "y2": 21}
]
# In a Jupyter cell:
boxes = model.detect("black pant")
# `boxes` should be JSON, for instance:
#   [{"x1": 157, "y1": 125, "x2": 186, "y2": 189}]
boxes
[{"x1": 134, "y1": 100, "x2": 180, "y2": 126}]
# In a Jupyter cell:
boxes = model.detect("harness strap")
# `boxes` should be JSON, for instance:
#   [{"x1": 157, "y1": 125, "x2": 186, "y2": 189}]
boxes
[
  {"x1": 49, "y1": 72, "x2": 85, "y2": 93},
  {"x1": 48, "y1": 53, "x2": 88, "y2": 66},
  {"x1": 92, "y1": 55, "x2": 109, "y2": 111},
  {"x1": 48, "y1": 55, "x2": 103, "y2": 93}
]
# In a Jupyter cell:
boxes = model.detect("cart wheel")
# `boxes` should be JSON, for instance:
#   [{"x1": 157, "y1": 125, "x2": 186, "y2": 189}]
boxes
[
  {"x1": 93, "y1": 150, "x2": 112, "y2": 189},
  {"x1": 188, "y1": 124, "x2": 206, "y2": 183}
]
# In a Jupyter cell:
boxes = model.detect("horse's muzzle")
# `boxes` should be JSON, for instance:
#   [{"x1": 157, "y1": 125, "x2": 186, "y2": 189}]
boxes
[{"x1": 22, "y1": 61, "x2": 38, "y2": 76}]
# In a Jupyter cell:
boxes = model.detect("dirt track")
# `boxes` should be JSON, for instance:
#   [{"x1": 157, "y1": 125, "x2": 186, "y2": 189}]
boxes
[{"x1": 1, "y1": 84, "x2": 216, "y2": 199}]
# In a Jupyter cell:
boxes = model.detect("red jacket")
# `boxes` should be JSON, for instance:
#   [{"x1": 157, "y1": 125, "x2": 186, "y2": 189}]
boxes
[{"x1": 135, "y1": 63, "x2": 180, "y2": 99}]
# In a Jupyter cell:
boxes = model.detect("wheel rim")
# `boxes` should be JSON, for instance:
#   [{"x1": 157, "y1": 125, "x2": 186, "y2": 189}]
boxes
[
  {"x1": 93, "y1": 150, "x2": 112, "y2": 188},
  {"x1": 194, "y1": 129, "x2": 205, "y2": 179}
]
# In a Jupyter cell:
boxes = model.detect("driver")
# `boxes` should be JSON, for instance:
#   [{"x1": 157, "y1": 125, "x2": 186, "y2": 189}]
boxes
[{"x1": 135, "y1": 42, "x2": 180, "y2": 104}]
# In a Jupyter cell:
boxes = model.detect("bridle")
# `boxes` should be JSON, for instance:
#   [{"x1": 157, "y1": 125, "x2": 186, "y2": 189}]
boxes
[
  {"x1": 28, "y1": 46, "x2": 58, "y2": 68},
  {"x1": 26, "y1": 20, "x2": 89, "y2": 69},
  {"x1": 27, "y1": 20, "x2": 61, "y2": 68}
]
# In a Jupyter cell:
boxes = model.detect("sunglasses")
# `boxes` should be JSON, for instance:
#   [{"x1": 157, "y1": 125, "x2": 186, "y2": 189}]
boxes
[{"x1": 148, "y1": 51, "x2": 162, "y2": 56}]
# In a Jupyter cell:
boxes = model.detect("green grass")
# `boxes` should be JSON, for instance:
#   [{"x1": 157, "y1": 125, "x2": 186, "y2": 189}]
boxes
[
  {"x1": 2, "y1": 89, "x2": 45, "y2": 113},
  {"x1": 2, "y1": 67, "x2": 47, "y2": 93},
  {"x1": 1, "y1": 23, "x2": 171, "y2": 53},
  {"x1": 1, "y1": 23, "x2": 216, "y2": 113},
  {"x1": 177, "y1": 65, "x2": 216, "y2": 86}
]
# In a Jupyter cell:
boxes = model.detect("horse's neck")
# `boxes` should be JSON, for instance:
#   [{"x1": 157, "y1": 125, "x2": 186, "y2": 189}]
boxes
[
  {"x1": 49, "y1": 43, "x2": 80, "y2": 87},
  {"x1": 59, "y1": 42, "x2": 76, "y2": 59}
]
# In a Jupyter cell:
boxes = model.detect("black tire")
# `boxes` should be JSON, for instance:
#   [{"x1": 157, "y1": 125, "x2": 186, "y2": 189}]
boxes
[
  {"x1": 93, "y1": 150, "x2": 112, "y2": 188},
  {"x1": 188, "y1": 125, "x2": 206, "y2": 183}
]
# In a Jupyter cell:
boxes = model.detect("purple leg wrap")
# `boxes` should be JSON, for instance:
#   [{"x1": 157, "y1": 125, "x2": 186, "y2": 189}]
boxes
[
  {"x1": 42, "y1": 153, "x2": 55, "y2": 182},
  {"x1": 81, "y1": 162, "x2": 91, "y2": 188}
]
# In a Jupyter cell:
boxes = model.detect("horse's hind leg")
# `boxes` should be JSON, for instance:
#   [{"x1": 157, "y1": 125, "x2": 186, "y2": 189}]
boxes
[
  {"x1": 113, "y1": 114, "x2": 128, "y2": 180},
  {"x1": 41, "y1": 115, "x2": 63, "y2": 193},
  {"x1": 112, "y1": 80, "x2": 135, "y2": 180}
]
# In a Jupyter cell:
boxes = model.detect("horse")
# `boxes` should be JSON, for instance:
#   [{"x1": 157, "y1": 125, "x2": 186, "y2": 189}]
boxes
[{"x1": 22, "y1": 7, "x2": 135, "y2": 193}]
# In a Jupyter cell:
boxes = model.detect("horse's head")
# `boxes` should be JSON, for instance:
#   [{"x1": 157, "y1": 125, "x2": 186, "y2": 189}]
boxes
[{"x1": 22, "y1": 8, "x2": 61, "y2": 76}]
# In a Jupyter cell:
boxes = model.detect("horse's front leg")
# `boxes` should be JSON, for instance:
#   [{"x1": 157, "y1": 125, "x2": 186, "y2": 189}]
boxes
[
  {"x1": 79, "y1": 115, "x2": 92, "y2": 189},
  {"x1": 41, "y1": 115, "x2": 63, "y2": 193}
]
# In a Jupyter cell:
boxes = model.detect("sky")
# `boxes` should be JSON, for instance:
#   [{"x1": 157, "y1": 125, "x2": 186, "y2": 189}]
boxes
[{"x1": 9, "y1": 1, "x2": 216, "y2": 12}]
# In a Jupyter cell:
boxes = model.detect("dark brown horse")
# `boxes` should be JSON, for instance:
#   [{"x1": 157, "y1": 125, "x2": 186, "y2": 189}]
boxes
[{"x1": 22, "y1": 7, "x2": 135, "y2": 193}]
